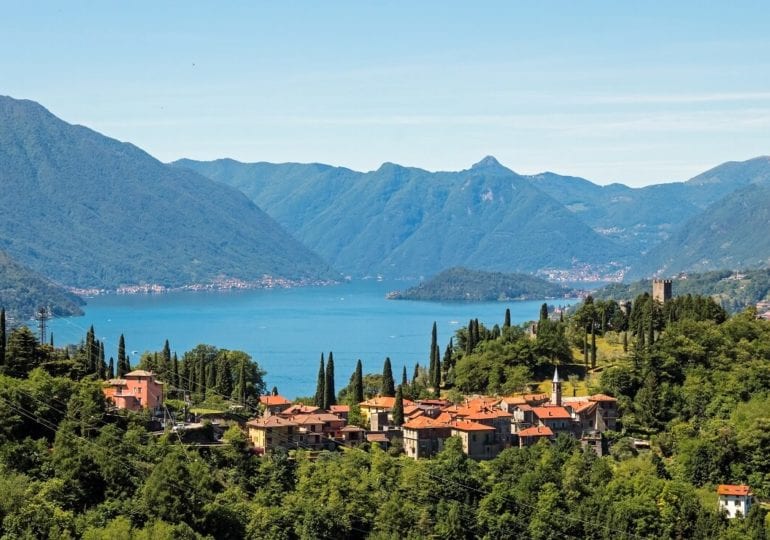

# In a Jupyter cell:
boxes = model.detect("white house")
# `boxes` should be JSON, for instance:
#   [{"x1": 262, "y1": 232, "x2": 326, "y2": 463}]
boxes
[{"x1": 717, "y1": 484, "x2": 753, "y2": 518}]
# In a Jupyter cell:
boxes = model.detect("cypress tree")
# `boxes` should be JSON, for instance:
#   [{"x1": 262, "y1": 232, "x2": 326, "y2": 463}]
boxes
[
  {"x1": 382, "y1": 357, "x2": 395, "y2": 397},
  {"x1": 503, "y1": 308, "x2": 511, "y2": 329},
  {"x1": 432, "y1": 352, "x2": 441, "y2": 398},
  {"x1": 218, "y1": 353, "x2": 233, "y2": 397},
  {"x1": 442, "y1": 339, "x2": 453, "y2": 377},
  {"x1": 98, "y1": 341, "x2": 106, "y2": 379},
  {"x1": 466, "y1": 319, "x2": 474, "y2": 354},
  {"x1": 49, "y1": 333, "x2": 54, "y2": 348},
  {"x1": 583, "y1": 328, "x2": 589, "y2": 366},
  {"x1": 85, "y1": 326, "x2": 96, "y2": 374},
  {"x1": 540, "y1": 303, "x2": 549, "y2": 321},
  {"x1": 353, "y1": 359, "x2": 364, "y2": 403},
  {"x1": 324, "y1": 351, "x2": 336, "y2": 409},
  {"x1": 107, "y1": 357, "x2": 115, "y2": 379},
  {"x1": 623, "y1": 331, "x2": 628, "y2": 353},
  {"x1": 590, "y1": 327, "x2": 597, "y2": 369},
  {"x1": 271, "y1": 386, "x2": 279, "y2": 396},
  {"x1": 173, "y1": 353, "x2": 179, "y2": 388},
  {"x1": 429, "y1": 322, "x2": 438, "y2": 385},
  {"x1": 412, "y1": 362, "x2": 420, "y2": 383},
  {"x1": 314, "y1": 353, "x2": 325, "y2": 408},
  {"x1": 401, "y1": 365, "x2": 408, "y2": 387},
  {"x1": 648, "y1": 306, "x2": 655, "y2": 347},
  {"x1": 117, "y1": 334, "x2": 127, "y2": 377},
  {"x1": 0, "y1": 307, "x2": 5, "y2": 368},
  {"x1": 473, "y1": 319, "x2": 480, "y2": 345},
  {"x1": 392, "y1": 385, "x2": 404, "y2": 426},
  {"x1": 199, "y1": 356, "x2": 207, "y2": 397},
  {"x1": 162, "y1": 340, "x2": 172, "y2": 382}
]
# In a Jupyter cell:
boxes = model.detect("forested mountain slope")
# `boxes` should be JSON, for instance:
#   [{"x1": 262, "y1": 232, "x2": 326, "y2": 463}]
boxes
[
  {"x1": 0, "y1": 97, "x2": 334, "y2": 289},
  {"x1": 174, "y1": 156, "x2": 629, "y2": 278}
]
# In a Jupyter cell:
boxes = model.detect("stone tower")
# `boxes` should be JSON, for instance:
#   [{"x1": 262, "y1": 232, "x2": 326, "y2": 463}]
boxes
[
  {"x1": 551, "y1": 366, "x2": 562, "y2": 406},
  {"x1": 652, "y1": 279, "x2": 672, "y2": 303}
]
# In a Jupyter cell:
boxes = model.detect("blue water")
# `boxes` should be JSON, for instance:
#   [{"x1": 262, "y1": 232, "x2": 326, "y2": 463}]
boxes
[{"x1": 49, "y1": 280, "x2": 577, "y2": 399}]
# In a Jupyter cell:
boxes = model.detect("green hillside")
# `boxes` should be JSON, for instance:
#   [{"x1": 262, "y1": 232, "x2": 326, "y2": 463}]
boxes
[
  {"x1": 388, "y1": 267, "x2": 575, "y2": 302},
  {"x1": 0, "y1": 97, "x2": 335, "y2": 289},
  {"x1": 174, "y1": 156, "x2": 629, "y2": 278},
  {"x1": 595, "y1": 268, "x2": 770, "y2": 312},
  {"x1": 628, "y1": 184, "x2": 770, "y2": 279},
  {"x1": 0, "y1": 251, "x2": 83, "y2": 320}
]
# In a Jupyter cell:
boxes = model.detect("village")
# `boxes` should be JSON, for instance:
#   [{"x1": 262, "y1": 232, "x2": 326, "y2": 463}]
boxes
[{"x1": 101, "y1": 360, "x2": 754, "y2": 519}]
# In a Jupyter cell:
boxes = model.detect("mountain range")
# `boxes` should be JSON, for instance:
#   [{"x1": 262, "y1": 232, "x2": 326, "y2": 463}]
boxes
[
  {"x1": 173, "y1": 156, "x2": 629, "y2": 278},
  {"x1": 175, "y1": 155, "x2": 770, "y2": 280},
  {"x1": 2, "y1": 95, "x2": 769, "y2": 298},
  {"x1": 0, "y1": 96, "x2": 334, "y2": 290}
]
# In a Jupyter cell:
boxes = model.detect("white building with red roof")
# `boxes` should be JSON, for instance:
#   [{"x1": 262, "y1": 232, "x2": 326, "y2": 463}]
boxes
[{"x1": 717, "y1": 484, "x2": 753, "y2": 518}]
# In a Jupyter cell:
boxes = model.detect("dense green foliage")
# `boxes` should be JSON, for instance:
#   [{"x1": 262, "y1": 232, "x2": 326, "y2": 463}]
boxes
[
  {"x1": 0, "y1": 251, "x2": 84, "y2": 319},
  {"x1": 390, "y1": 267, "x2": 574, "y2": 302},
  {"x1": 0, "y1": 97, "x2": 334, "y2": 289},
  {"x1": 175, "y1": 156, "x2": 629, "y2": 278},
  {"x1": 1, "y1": 295, "x2": 770, "y2": 538},
  {"x1": 597, "y1": 269, "x2": 770, "y2": 312}
]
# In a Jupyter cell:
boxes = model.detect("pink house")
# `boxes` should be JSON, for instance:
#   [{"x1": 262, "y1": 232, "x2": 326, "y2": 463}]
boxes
[{"x1": 103, "y1": 370, "x2": 165, "y2": 412}]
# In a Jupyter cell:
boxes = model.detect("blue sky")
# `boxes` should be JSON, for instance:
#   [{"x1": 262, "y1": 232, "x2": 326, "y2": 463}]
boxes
[{"x1": 3, "y1": 1, "x2": 770, "y2": 186}]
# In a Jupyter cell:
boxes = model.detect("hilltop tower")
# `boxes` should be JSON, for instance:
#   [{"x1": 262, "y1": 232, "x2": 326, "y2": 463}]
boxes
[
  {"x1": 652, "y1": 279, "x2": 672, "y2": 303},
  {"x1": 551, "y1": 366, "x2": 562, "y2": 406}
]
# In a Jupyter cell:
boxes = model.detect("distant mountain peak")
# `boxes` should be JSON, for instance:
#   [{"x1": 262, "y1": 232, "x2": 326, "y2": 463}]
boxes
[{"x1": 472, "y1": 155, "x2": 502, "y2": 169}]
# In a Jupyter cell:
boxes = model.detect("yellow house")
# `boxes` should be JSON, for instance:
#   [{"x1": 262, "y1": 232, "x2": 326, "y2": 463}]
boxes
[
  {"x1": 246, "y1": 416, "x2": 298, "y2": 452},
  {"x1": 359, "y1": 396, "x2": 416, "y2": 424}
]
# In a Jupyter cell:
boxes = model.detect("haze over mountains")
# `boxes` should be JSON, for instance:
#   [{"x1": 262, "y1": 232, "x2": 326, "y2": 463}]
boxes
[
  {"x1": 176, "y1": 155, "x2": 770, "y2": 280},
  {"x1": 0, "y1": 96, "x2": 334, "y2": 291}
]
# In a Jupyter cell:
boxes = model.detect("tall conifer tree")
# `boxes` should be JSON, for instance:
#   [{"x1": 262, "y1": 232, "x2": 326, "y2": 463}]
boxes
[
  {"x1": 590, "y1": 327, "x2": 597, "y2": 369},
  {"x1": 107, "y1": 357, "x2": 115, "y2": 379},
  {"x1": 162, "y1": 340, "x2": 172, "y2": 382},
  {"x1": 206, "y1": 362, "x2": 216, "y2": 397},
  {"x1": 217, "y1": 352, "x2": 233, "y2": 396},
  {"x1": 353, "y1": 359, "x2": 364, "y2": 404},
  {"x1": 314, "y1": 353, "x2": 325, "y2": 408},
  {"x1": 392, "y1": 385, "x2": 404, "y2": 426},
  {"x1": 503, "y1": 308, "x2": 511, "y2": 329},
  {"x1": 173, "y1": 353, "x2": 179, "y2": 388},
  {"x1": 117, "y1": 334, "x2": 127, "y2": 377},
  {"x1": 429, "y1": 322, "x2": 438, "y2": 385},
  {"x1": 234, "y1": 360, "x2": 247, "y2": 403},
  {"x1": 324, "y1": 351, "x2": 336, "y2": 409},
  {"x1": 382, "y1": 357, "x2": 395, "y2": 397},
  {"x1": 402, "y1": 365, "x2": 408, "y2": 387},
  {"x1": 540, "y1": 303, "x2": 549, "y2": 321}
]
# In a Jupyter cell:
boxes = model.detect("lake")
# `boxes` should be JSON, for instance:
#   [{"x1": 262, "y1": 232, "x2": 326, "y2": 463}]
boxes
[{"x1": 49, "y1": 280, "x2": 578, "y2": 398}]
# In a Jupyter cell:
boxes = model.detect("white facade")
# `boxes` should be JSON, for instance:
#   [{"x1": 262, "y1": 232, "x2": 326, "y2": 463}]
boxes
[{"x1": 718, "y1": 493, "x2": 752, "y2": 519}]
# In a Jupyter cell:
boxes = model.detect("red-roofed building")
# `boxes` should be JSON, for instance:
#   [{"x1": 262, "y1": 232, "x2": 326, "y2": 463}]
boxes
[
  {"x1": 329, "y1": 404, "x2": 350, "y2": 421},
  {"x1": 103, "y1": 370, "x2": 164, "y2": 412},
  {"x1": 259, "y1": 395, "x2": 292, "y2": 416},
  {"x1": 246, "y1": 416, "x2": 298, "y2": 452},
  {"x1": 517, "y1": 425, "x2": 554, "y2": 447},
  {"x1": 449, "y1": 420, "x2": 497, "y2": 460},
  {"x1": 359, "y1": 396, "x2": 416, "y2": 424},
  {"x1": 717, "y1": 485, "x2": 753, "y2": 518},
  {"x1": 402, "y1": 416, "x2": 452, "y2": 459}
]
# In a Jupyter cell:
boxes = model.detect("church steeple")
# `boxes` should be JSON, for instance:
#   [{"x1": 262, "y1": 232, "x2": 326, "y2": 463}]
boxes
[{"x1": 551, "y1": 367, "x2": 562, "y2": 406}]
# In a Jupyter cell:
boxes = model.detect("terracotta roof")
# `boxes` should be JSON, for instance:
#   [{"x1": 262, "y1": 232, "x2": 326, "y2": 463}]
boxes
[
  {"x1": 366, "y1": 433, "x2": 389, "y2": 443},
  {"x1": 406, "y1": 410, "x2": 425, "y2": 420},
  {"x1": 291, "y1": 413, "x2": 342, "y2": 425},
  {"x1": 465, "y1": 410, "x2": 513, "y2": 421},
  {"x1": 247, "y1": 416, "x2": 298, "y2": 428},
  {"x1": 717, "y1": 484, "x2": 752, "y2": 496},
  {"x1": 403, "y1": 416, "x2": 443, "y2": 430},
  {"x1": 360, "y1": 396, "x2": 416, "y2": 409},
  {"x1": 340, "y1": 425, "x2": 365, "y2": 432},
  {"x1": 589, "y1": 394, "x2": 618, "y2": 402},
  {"x1": 104, "y1": 378, "x2": 128, "y2": 386},
  {"x1": 282, "y1": 404, "x2": 320, "y2": 415},
  {"x1": 501, "y1": 396, "x2": 527, "y2": 405},
  {"x1": 449, "y1": 420, "x2": 495, "y2": 432},
  {"x1": 565, "y1": 400, "x2": 596, "y2": 414},
  {"x1": 434, "y1": 412, "x2": 455, "y2": 423},
  {"x1": 125, "y1": 370, "x2": 153, "y2": 377},
  {"x1": 518, "y1": 425, "x2": 554, "y2": 437},
  {"x1": 260, "y1": 395, "x2": 292, "y2": 406},
  {"x1": 532, "y1": 406, "x2": 572, "y2": 420},
  {"x1": 329, "y1": 405, "x2": 350, "y2": 413}
]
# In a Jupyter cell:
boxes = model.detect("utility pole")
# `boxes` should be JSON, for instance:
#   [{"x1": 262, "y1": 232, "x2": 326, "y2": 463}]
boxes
[{"x1": 35, "y1": 306, "x2": 50, "y2": 344}]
